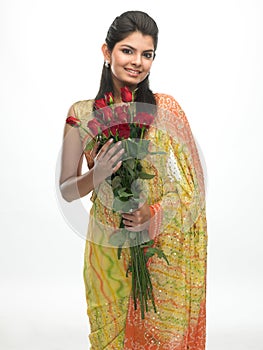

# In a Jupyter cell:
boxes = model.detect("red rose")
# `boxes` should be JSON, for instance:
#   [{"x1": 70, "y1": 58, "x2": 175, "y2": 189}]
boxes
[
  {"x1": 121, "y1": 86, "x2": 133, "y2": 102},
  {"x1": 134, "y1": 112, "x2": 154, "y2": 128},
  {"x1": 114, "y1": 105, "x2": 129, "y2": 123},
  {"x1": 102, "y1": 106, "x2": 114, "y2": 124},
  {"x1": 95, "y1": 109, "x2": 104, "y2": 123},
  {"x1": 87, "y1": 119, "x2": 102, "y2": 136},
  {"x1": 118, "y1": 123, "x2": 130, "y2": 139},
  {"x1": 95, "y1": 106, "x2": 113, "y2": 124},
  {"x1": 66, "y1": 116, "x2": 81, "y2": 127},
  {"x1": 110, "y1": 124, "x2": 118, "y2": 137},
  {"x1": 102, "y1": 127, "x2": 110, "y2": 138},
  {"x1": 94, "y1": 98, "x2": 107, "y2": 110},
  {"x1": 104, "y1": 92, "x2": 114, "y2": 105}
]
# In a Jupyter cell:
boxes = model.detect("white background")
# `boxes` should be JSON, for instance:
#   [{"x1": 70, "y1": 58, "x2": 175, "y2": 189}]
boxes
[{"x1": 1, "y1": 0, "x2": 263, "y2": 349}]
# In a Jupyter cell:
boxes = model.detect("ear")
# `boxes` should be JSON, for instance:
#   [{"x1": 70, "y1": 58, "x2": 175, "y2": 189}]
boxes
[{"x1": 101, "y1": 43, "x2": 111, "y2": 63}]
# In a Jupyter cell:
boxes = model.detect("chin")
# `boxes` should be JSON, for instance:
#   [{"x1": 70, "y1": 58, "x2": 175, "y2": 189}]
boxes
[{"x1": 124, "y1": 77, "x2": 145, "y2": 88}]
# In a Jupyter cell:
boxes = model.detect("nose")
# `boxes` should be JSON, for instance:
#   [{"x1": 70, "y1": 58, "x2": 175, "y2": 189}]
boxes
[{"x1": 131, "y1": 53, "x2": 142, "y2": 66}]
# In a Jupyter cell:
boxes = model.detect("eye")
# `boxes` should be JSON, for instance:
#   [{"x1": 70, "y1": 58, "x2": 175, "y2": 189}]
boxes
[
  {"x1": 122, "y1": 48, "x2": 133, "y2": 55},
  {"x1": 143, "y1": 52, "x2": 154, "y2": 59}
]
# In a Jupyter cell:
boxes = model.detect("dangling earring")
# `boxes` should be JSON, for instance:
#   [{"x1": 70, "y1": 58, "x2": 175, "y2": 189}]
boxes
[{"x1": 105, "y1": 61, "x2": 110, "y2": 68}]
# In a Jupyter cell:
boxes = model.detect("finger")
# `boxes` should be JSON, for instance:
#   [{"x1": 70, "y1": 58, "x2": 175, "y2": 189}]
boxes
[
  {"x1": 122, "y1": 218, "x2": 135, "y2": 227},
  {"x1": 125, "y1": 226, "x2": 137, "y2": 231},
  {"x1": 110, "y1": 148, "x2": 125, "y2": 166},
  {"x1": 92, "y1": 141, "x2": 100, "y2": 154},
  {"x1": 122, "y1": 213, "x2": 134, "y2": 220},
  {"x1": 112, "y1": 160, "x2": 122, "y2": 173},
  {"x1": 106, "y1": 141, "x2": 123, "y2": 159},
  {"x1": 96, "y1": 138, "x2": 113, "y2": 159},
  {"x1": 124, "y1": 224, "x2": 146, "y2": 232},
  {"x1": 90, "y1": 142, "x2": 100, "y2": 159}
]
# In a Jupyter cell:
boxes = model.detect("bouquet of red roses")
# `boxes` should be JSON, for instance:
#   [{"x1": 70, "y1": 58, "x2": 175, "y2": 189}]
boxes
[{"x1": 66, "y1": 87, "x2": 168, "y2": 319}]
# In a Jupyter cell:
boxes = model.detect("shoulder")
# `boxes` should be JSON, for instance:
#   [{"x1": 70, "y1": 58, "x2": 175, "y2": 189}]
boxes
[
  {"x1": 154, "y1": 93, "x2": 184, "y2": 115},
  {"x1": 154, "y1": 93, "x2": 188, "y2": 125},
  {"x1": 67, "y1": 99, "x2": 94, "y2": 142},
  {"x1": 71, "y1": 99, "x2": 94, "y2": 119}
]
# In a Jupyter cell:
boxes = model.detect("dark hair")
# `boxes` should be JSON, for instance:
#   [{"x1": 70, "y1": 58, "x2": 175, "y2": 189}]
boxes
[{"x1": 94, "y1": 11, "x2": 158, "y2": 105}]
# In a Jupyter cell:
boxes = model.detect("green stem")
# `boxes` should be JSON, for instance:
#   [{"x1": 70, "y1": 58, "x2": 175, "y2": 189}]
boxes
[
  {"x1": 134, "y1": 244, "x2": 145, "y2": 319},
  {"x1": 80, "y1": 126, "x2": 90, "y2": 134},
  {"x1": 130, "y1": 246, "x2": 137, "y2": 310},
  {"x1": 139, "y1": 245, "x2": 148, "y2": 312}
]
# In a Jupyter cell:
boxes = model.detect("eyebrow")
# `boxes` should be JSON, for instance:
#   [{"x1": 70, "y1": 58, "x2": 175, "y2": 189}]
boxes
[{"x1": 120, "y1": 44, "x2": 154, "y2": 52}]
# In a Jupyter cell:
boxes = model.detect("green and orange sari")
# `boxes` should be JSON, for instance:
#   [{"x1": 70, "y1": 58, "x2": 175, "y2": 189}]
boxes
[{"x1": 73, "y1": 94, "x2": 207, "y2": 349}]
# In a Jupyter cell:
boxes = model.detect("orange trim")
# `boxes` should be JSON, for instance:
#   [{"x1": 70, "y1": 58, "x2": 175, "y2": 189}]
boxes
[{"x1": 148, "y1": 203, "x2": 163, "y2": 240}]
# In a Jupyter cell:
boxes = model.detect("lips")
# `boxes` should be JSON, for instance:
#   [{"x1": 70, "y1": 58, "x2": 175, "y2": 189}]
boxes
[{"x1": 125, "y1": 68, "x2": 141, "y2": 76}]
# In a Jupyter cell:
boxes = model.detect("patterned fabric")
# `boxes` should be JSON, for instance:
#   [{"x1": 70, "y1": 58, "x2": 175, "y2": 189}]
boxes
[{"x1": 72, "y1": 94, "x2": 207, "y2": 349}]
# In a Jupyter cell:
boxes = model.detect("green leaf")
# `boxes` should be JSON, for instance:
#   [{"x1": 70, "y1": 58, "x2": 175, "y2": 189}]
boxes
[
  {"x1": 125, "y1": 158, "x2": 136, "y2": 170},
  {"x1": 84, "y1": 139, "x2": 96, "y2": 151},
  {"x1": 117, "y1": 189, "x2": 133, "y2": 198},
  {"x1": 123, "y1": 201, "x2": 137, "y2": 213},
  {"x1": 125, "y1": 139, "x2": 139, "y2": 157},
  {"x1": 140, "y1": 240, "x2": 154, "y2": 248},
  {"x1": 138, "y1": 172, "x2": 155, "y2": 179},
  {"x1": 149, "y1": 151, "x2": 166, "y2": 155},
  {"x1": 113, "y1": 197, "x2": 136, "y2": 212},
  {"x1": 140, "y1": 139, "x2": 150, "y2": 150},
  {"x1": 108, "y1": 229, "x2": 128, "y2": 247},
  {"x1": 125, "y1": 165, "x2": 135, "y2": 177},
  {"x1": 144, "y1": 247, "x2": 169, "y2": 265},
  {"x1": 137, "y1": 151, "x2": 148, "y2": 159},
  {"x1": 113, "y1": 198, "x2": 125, "y2": 212},
  {"x1": 118, "y1": 247, "x2": 122, "y2": 260},
  {"x1": 126, "y1": 264, "x2": 132, "y2": 277},
  {"x1": 157, "y1": 250, "x2": 170, "y2": 265},
  {"x1": 111, "y1": 176, "x2": 122, "y2": 190}
]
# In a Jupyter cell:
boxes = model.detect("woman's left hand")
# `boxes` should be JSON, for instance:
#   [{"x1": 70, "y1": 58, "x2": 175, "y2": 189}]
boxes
[{"x1": 122, "y1": 203, "x2": 151, "y2": 232}]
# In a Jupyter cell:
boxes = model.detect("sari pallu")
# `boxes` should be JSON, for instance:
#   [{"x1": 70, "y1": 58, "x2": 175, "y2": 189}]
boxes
[{"x1": 75, "y1": 94, "x2": 207, "y2": 349}]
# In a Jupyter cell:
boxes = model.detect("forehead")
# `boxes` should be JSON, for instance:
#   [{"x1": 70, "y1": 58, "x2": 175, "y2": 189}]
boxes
[{"x1": 116, "y1": 31, "x2": 154, "y2": 50}]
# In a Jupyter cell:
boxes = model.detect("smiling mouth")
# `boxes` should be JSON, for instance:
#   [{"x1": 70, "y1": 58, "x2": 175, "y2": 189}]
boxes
[{"x1": 125, "y1": 68, "x2": 141, "y2": 75}]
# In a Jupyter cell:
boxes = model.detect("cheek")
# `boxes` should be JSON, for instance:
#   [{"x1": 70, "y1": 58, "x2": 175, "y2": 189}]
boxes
[
  {"x1": 111, "y1": 55, "x2": 128, "y2": 69},
  {"x1": 143, "y1": 61, "x2": 153, "y2": 73}
]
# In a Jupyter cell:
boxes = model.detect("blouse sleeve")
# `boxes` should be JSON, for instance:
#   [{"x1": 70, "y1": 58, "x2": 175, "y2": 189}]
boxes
[{"x1": 72, "y1": 99, "x2": 95, "y2": 169}]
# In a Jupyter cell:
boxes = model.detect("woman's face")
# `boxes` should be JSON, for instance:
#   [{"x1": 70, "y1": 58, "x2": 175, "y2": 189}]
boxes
[{"x1": 103, "y1": 31, "x2": 155, "y2": 94}]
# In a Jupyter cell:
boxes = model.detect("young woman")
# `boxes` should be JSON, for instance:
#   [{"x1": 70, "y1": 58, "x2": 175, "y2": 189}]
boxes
[{"x1": 60, "y1": 10, "x2": 207, "y2": 350}]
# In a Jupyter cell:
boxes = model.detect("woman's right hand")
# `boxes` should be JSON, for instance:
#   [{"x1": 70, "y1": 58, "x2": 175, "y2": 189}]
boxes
[{"x1": 93, "y1": 139, "x2": 124, "y2": 187}]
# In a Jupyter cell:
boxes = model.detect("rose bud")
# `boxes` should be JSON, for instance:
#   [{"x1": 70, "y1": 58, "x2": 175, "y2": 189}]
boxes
[
  {"x1": 94, "y1": 98, "x2": 107, "y2": 110},
  {"x1": 121, "y1": 86, "x2": 133, "y2": 102},
  {"x1": 66, "y1": 116, "x2": 81, "y2": 127},
  {"x1": 104, "y1": 92, "x2": 114, "y2": 105}
]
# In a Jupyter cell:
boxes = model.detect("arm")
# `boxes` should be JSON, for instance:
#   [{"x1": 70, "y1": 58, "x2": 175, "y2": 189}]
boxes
[{"x1": 59, "y1": 105, "x2": 124, "y2": 202}]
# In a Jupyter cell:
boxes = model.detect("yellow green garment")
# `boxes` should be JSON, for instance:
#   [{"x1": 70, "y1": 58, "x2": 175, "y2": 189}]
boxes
[{"x1": 72, "y1": 93, "x2": 207, "y2": 349}]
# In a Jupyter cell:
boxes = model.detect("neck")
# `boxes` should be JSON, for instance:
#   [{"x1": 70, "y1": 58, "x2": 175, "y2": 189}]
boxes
[
  {"x1": 112, "y1": 77, "x2": 136, "y2": 103},
  {"x1": 113, "y1": 90, "x2": 122, "y2": 103}
]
